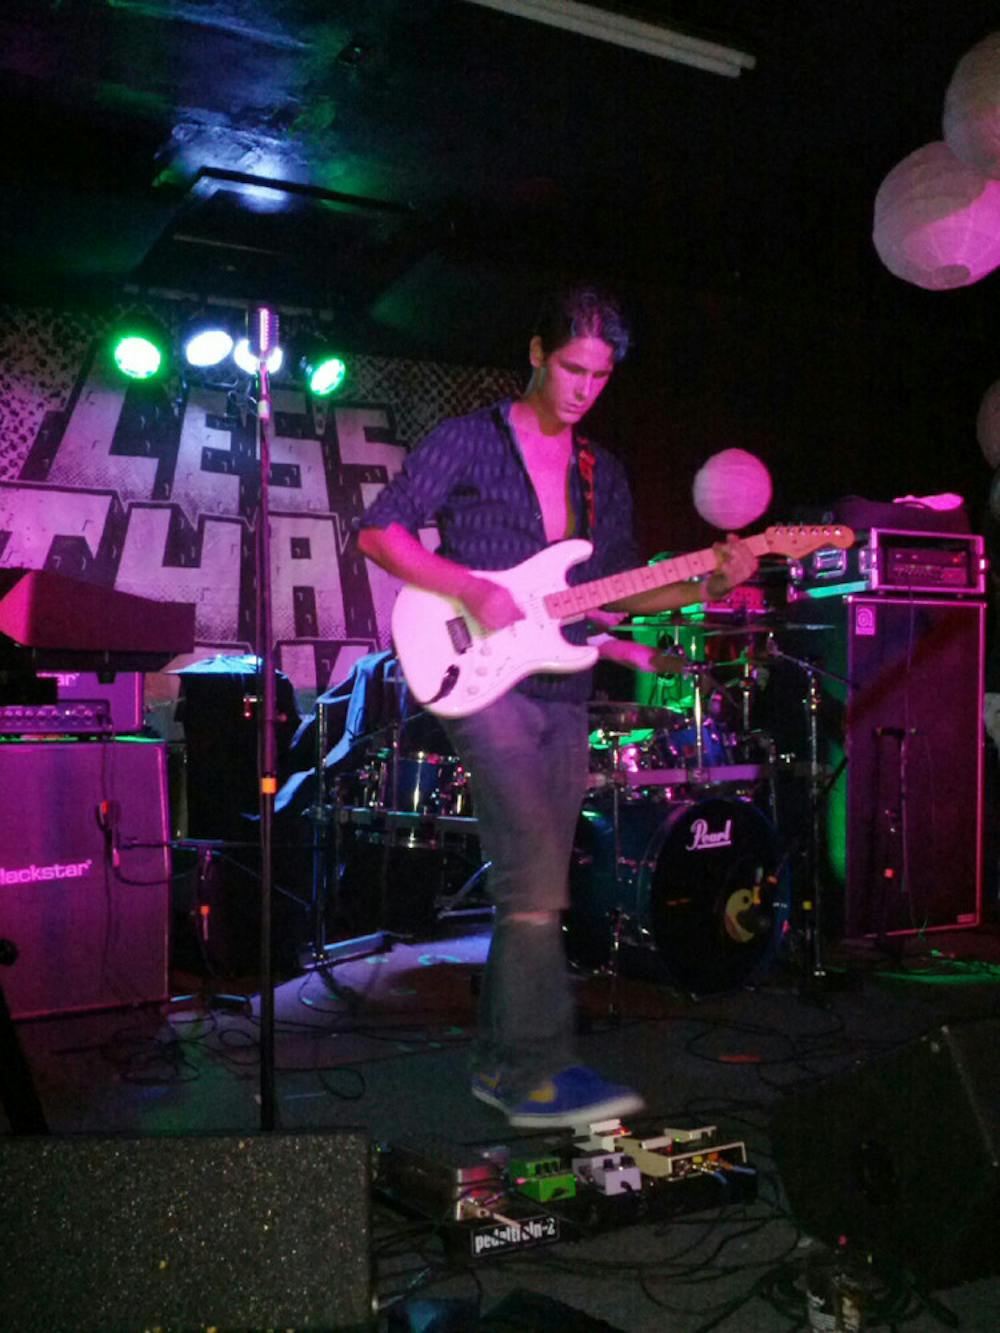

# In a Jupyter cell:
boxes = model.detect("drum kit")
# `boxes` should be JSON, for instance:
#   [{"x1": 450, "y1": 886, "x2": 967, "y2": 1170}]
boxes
[
  {"x1": 308, "y1": 615, "x2": 844, "y2": 999},
  {"x1": 571, "y1": 612, "x2": 848, "y2": 997}
]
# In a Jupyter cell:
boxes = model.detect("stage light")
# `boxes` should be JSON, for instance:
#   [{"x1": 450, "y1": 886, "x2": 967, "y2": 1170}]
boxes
[
  {"x1": 181, "y1": 317, "x2": 235, "y2": 369},
  {"x1": 108, "y1": 315, "x2": 170, "y2": 382},
  {"x1": 233, "y1": 338, "x2": 284, "y2": 376},
  {"x1": 298, "y1": 340, "x2": 348, "y2": 396}
]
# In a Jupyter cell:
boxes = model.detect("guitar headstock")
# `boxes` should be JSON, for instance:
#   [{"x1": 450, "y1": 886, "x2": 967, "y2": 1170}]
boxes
[{"x1": 763, "y1": 524, "x2": 855, "y2": 558}]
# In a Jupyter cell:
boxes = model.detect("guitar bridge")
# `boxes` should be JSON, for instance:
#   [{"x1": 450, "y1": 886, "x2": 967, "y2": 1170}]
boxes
[{"x1": 446, "y1": 615, "x2": 472, "y2": 654}]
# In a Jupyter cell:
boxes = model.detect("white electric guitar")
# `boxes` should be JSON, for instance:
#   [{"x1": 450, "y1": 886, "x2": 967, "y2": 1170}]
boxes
[{"x1": 391, "y1": 524, "x2": 854, "y2": 719}]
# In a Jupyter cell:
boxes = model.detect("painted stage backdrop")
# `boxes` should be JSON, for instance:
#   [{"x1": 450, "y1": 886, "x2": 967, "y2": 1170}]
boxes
[{"x1": 0, "y1": 302, "x2": 519, "y2": 710}]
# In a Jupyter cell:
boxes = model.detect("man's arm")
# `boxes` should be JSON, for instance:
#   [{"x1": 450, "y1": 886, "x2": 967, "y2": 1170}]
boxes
[
  {"x1": 357, "y1": 522, "x2": 524, "y2": 631},
  {"x1": 594, "y1": 634, "x2": 688, "y2": 676}
]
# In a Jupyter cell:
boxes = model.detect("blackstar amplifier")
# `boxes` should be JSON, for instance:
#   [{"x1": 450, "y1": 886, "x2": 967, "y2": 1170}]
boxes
[
  {"x1": 789, "y1": 528, "x2": 986, "y2": 601},
  {"x1": 0, "y1": 739, "x2": 170, "y2": 1018}
]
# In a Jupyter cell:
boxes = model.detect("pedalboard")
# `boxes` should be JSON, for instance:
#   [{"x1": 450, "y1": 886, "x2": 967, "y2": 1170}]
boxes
[{"x1": 376, "y1": 1120, "x2": 756, "y2": 1259}]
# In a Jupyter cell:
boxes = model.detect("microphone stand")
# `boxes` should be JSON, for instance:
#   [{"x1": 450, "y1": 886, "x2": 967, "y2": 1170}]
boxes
[{"x1": 252, "y1": 309, "x2": 279, "y2": 1132}]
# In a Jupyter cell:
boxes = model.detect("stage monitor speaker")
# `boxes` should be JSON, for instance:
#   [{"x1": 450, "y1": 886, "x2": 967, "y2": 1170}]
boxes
[
  {"x1": 845, "y1": 596, "x2": 984, "y2": 938},
  {"x1": 0, "y1": 1129, "x2": 373, "y2": 1332},
  {"x1": 771, "y1": 1019, "x2": 1000, "y2": 1288},
  {"x1": 0, "y1": 739, "x2": 170, "y2": 1019}
]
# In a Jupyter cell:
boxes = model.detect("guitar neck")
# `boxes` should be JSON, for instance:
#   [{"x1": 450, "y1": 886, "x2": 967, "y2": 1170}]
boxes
[{"x1": 544, "y1": 533, "x2": 773, "y2": 621}]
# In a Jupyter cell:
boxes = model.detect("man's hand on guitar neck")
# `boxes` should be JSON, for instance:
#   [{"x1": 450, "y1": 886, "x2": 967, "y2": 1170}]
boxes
[{"x1": 705, "y1": 533, "x2": 758, "y2": 601}]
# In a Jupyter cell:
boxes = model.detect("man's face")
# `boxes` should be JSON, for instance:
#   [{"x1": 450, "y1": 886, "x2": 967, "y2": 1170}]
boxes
[{"x1": 531, "y1": 334, "x2": 615, "y2": 426}]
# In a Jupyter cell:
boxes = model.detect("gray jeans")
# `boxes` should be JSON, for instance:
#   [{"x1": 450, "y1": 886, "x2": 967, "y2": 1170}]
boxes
[{"x1": 444, "y1": 692, "x2": 590, "y2": 1095}]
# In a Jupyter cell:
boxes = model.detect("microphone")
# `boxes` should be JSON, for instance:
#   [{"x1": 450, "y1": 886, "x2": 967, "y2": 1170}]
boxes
[{"x1": 248, "y1": 306, "x2": 280, "y2": 360}]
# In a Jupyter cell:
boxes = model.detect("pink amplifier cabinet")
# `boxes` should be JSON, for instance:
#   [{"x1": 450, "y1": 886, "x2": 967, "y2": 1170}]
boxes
[{"x1": 0, "y1": 739, "x2": 170, "y2": 1018}]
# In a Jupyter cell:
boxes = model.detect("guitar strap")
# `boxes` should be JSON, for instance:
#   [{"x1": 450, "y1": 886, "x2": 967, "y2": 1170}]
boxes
[{"x1": 576, "y1": 439, "x2": 597, "y2": 540}]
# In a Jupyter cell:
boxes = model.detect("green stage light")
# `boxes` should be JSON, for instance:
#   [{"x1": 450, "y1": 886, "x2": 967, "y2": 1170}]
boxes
[
  {"x1": 108, "y1": 314, "x2": 169, "y2": 382},
  {"x1": 307, "y1": 354, "x2": 347, "y2": 396},
  {"x1": 113, "y1": 334, "x2": 162, "y2": 380},
  {"x1": 298, "y1": 339, "x2": 348, "y2": 397}
]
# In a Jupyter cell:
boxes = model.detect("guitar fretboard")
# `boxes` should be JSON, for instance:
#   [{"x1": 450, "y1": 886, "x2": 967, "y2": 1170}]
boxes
[{"x1": 543, "y1": 534, "x2": 772, "y2": 621}]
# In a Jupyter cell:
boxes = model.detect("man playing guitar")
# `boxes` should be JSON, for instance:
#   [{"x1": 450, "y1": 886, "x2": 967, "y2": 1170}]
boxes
[{"x1": 358, "y1": 285, "x2": 757, "y2": 1127}]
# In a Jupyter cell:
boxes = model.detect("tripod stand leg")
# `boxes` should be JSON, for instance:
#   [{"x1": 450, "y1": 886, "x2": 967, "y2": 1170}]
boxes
[
  {"x1": 0, "y1": 984, "x2": 48, "y2": 1134},
  {"x1": 437, "y1": 857, "x2": 492, "y2": 920}
]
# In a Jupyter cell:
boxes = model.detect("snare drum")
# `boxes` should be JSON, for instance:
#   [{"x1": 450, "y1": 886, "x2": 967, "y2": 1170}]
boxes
[
  {"x1": 361, "y1": 750, "x2": 472, "y2": 817},
  {"x1": 568, "y1": 795, "x2": 788, "y2": 995}
]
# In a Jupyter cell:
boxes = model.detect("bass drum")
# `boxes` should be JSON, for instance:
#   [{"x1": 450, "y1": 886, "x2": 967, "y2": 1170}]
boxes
[{"x1": 569, "y1": 796, "x2": 788, "y2": 996}]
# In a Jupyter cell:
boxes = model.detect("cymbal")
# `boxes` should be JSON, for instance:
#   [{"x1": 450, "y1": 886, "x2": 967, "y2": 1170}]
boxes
[
  {"x1": 612, "y1": 618, "x2": 833, "y2": 635},
  {"x1": 700, "y1": 622, "x2": 833, "y2": 636},
  {"x1": 587, "y1": 701, "x2": 668, "y2": 731}
]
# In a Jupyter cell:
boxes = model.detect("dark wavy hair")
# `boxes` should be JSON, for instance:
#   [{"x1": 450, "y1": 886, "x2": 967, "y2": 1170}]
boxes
[{"x1": 531, "y1": 284, "x2": 631, "y2": 363}]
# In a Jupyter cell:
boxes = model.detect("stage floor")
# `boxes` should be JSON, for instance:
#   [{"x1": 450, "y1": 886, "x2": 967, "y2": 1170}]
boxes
[{"x1": 6, "y1": 916, "x2": 1000, "y2": 1331}]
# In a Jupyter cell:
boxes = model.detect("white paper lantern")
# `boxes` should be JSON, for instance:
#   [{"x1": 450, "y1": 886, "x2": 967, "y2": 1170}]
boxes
[
  {"x1": 944, "y1": 32, "x2": 1000, "y2": 178},
  {"x1": 692, "y1": 448, "x2": 772, "y2": 531},
  {"x1": 976, "y1": 379, "x2": 1000, "y2": 467},
  {"x1": 872, "y1": 141, "x2": 1000, "y2": 290}
]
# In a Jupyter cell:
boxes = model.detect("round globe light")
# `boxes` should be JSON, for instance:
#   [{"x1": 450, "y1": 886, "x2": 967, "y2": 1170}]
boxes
[{"x1": 692, "y1": 448, "x2": 772, "y2": 530}]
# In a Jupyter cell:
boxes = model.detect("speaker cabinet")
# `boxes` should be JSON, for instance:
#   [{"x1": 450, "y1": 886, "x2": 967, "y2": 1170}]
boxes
[
  {"x1": 0, "y1": 740, "x2": 170, "y2": 1018},
  {"x1": 845, "y1": 596, "x2": 984, "y2": 937},
  {"x1": 771, "y1": 1020, "x2": 1000, "y2": 1288},
  {"x1": 0, "y1": 1129, "x2": 373, "y2": 1332}
]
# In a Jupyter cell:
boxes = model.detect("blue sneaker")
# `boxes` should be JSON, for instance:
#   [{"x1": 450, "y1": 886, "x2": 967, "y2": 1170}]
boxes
[
  {"x1": 471, "y1": 1069, "x2": 505, "y2": 1110},
  {"x1": 485, "y1": 1066, "x2": 645, "y2": 1128}
]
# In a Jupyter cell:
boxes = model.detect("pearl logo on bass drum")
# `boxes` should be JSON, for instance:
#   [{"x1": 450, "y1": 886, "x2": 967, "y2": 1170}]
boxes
[{"x1": 686, "y1": 818, "x2": 733, "y2": 851}]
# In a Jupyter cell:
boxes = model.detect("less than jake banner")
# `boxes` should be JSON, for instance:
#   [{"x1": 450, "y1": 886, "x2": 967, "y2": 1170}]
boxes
[{"x1": 0, "y1": 303, "x2": 517, "y2": 698}]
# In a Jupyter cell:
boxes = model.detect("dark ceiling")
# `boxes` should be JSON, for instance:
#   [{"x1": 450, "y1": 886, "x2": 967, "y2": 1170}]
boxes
[{"x1": 3, "y1": 0, "x2": 1000, "y2": 364}]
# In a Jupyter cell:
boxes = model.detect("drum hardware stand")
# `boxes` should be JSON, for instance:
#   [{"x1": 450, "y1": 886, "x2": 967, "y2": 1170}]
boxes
[
  {"x1": 738, "y1": 659, "x2": 755, "y2": 735},
  {"x1": 688, "y1": 663, "x2": 710, "y2": 782},
  {"x1": 765, "y1": 637, "x2": 850, "y2": 986},
  {"x1": 436, "y1": 858, "x2": 492, "y2": 921},
  {"x1": 607, "y1": 908, "x2": 626, "y2": 1022},
  {"x1": 593, "y1": 727, "x2": 636, "y2": 1021},
  {"x1": 610, "y1": 729, "x2": 625, "y2": 906}
]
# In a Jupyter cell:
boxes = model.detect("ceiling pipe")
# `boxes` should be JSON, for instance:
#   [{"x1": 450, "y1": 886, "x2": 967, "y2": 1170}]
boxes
[{"x1": 461, "y1": 0, "x2": 756, "y2": 77}]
